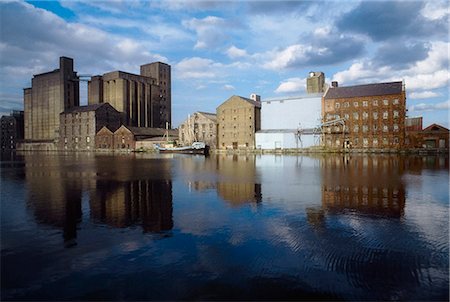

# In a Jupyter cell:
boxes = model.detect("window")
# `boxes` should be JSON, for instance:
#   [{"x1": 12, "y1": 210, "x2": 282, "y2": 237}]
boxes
[
  {"x1": 362, "y1": 125, "x2": 368, "y2": 133},
  {"x1": 354, "y1": 138, "x2": 359, "y2": 145},
  {"x1": 363, "y1": 112, "x2": 369, "y2": 119},
  {"x1": 383, "y1": 99, "x2": 389, "y2": 105},
  {"x1": 353, "y1": 125, "x2": 359, "y2": 133},
  {"x1": 75, "y1": 137, "x2": 78, "y2": 143},
  {"x1": 344, "y1": 102, "x2": 350, "y2": 108},
  {"x1": 86, "y1": 136, "x2": 90, "y2": 143},
  {"x1": 383, "y1": 125, "x2": 388, "y2": 132},
  {"x1": 373, "y1": 138, "x2": 378, "y2": 146},
  {"x1": 363, "y1": 138, "x2": 368, "y2": 147},
  {"x1": 335, "y1": 102, "x2": 341, "y2": 109},
  {"x1": 344, "y1": 114, "x2": 349, "y2": 119},
  {"x1": 353, "y1": 101, "x2": 359, "y2": 107},
  {"x1": 393, "y1": 110, "x2": 399, "y2": 118},
  {"x1": 373, "y1": 100, "x2": 378, "y2": 106},
  {"x1": 373, "y1": 112, "x2": 378, "y2": 119},
  {"x1": 334, "y1": 126, "x2": 340, "y2": 132},
  {"x1": 383, "y1": 111, "x2": 388, "y2": 119},
  {"x1": 393, "y1": 124, "x2": 399, "y2": 132},
  {"x1": 373, "y1": 124, "x2": 378, "y2": 131},
  {"x1": 393, "y1": 99, "x2": 399, "y2": 105},
  {"x1": 363, "y1": 101, "x2": 368, "y2": 107},
  {"x1": 353, "y1": 112, "x2": 359, "y2": 120},
  {"x1": 393, "y1": 137, "x2": 399, "y2": 144}
]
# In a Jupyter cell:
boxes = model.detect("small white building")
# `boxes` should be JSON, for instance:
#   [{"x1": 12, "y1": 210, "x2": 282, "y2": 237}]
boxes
[{"x1": 255, "y1": 94, "x2": 322, "y2": 150}]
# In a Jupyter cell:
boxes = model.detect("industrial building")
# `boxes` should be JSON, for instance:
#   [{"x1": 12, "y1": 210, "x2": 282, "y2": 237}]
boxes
[
  {"x1": 178, "y1": 112, "x2": 217, "y2": 148},
  {"x1": 306, "y1": 71, "x2": 326, "y2": 93},
  {"x1": 23, "y1": 57, "x2": 79, "y2": 146},
  {"x1": 322, "y1": 81, "x2": 406, "y2": 149},
  {"x1": 217, "y1": 95, "x2": 261, "y2": 150},
  {"x1": 88, "y1": 62, "x2": 171, "y2": 129},
  {"x1": 255, "y1": 94, "x2": 322, "y2": 150},
  {"x1": 0, "y1": 111, "x2": 24, "y2": 150},
  {"x1": 59, "y1": 103, "x2": 122, "y2": 150}
]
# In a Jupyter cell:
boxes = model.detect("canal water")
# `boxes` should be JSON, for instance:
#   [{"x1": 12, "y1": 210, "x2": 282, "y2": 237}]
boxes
[{"x1": 1, "y1": 152, "x2": 448, "y2": 300}]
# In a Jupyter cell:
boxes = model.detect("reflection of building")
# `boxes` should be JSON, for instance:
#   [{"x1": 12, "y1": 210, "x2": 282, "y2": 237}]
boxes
[
  {"x1": 89, "y1": 179, "x2": 173, "y2": 232},
  {"x1": 322, "y1": 81, "x2": 406, "y2": 149},
  {"x1": 88, "y1": 62, "x2": 171, "y2": 128},
  {"x1": 320, "y1": 156, "x2": 406, "y2": 218},
  {"x1": 59, "y1": 103, "x2": 122, "y2": 150},
  {"x1": 217, "y1": 95, "x2": 261, "y2": 150},
  {"x1": 24, "y1": 57, "x2": 79, "y2": 143},
  {"x1": 179, "y1": 112, "x2": 217, "y2": 148},
  {"x1": 1, "y1": 111, "x2": 24, "y2": 150},
  {"x1": 24, "y1": 153, "x2": 83, "y2": 246},
  {"x1": 216, "y1": 154, "x2": 262, "y2": 205}
]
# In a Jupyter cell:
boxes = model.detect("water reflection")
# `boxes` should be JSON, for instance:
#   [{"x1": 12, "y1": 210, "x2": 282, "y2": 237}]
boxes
[
  {"x1": 1, "y1": 152, "x2": 448, "y2": 301},
  {"x1": 320, "y1": 155, "x2": 406, "y2": 218},
  {"x1": 90, "y1": 179, "x2": 173, "y2": 232},
  {"x1": 22, "y1": 153, "x2": 174, "y2": 247}
]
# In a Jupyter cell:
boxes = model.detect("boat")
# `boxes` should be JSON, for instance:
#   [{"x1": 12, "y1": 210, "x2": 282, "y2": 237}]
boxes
[
  {"x1": 157, "y1": 141, "x2": 209, "y2": 155},
  {"x1": 155, "y1": 122, "x2": 209, "y2": 155}
]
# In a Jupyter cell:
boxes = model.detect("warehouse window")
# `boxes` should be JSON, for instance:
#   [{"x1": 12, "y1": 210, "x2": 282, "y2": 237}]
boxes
[
  {"x1": 373, "y1": 100, "x2": 378, "y2": 106},
  {"x1": 373, "y1": 112, "x2": 378, "y2": 119},
  {"x1": 393, "y1": 99, "x2": 399, "y2": 105},
  {"x1": 383, "y1": 99, "x2": 389, "y2": 105},
  {"x1": 383, "y1": 111, "x2": 388, "y2": 119},
  {"x1": 353, "y1": 101, "x2": 359, "y2": 107},
  {"x1": 393, "y1": 110, "x2": 399, "y2": 118}
]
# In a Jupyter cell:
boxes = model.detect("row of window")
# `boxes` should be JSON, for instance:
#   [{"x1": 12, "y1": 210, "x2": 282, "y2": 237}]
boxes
[
  {"x1": 335, "y1": 98, "x2": 399, "y2": 109},
  {"x1": 326, "y1": 136, "x2": 400, "y2": 146},
  {"x1": 326, "y1": 110, "x2": 400, "y2": 121},
  {"x1": 328, "y1": 124, "x2": 400, "y2": 133},
  {"x1": 64, "y1": 136, "x2": 91, "y2": 144}
]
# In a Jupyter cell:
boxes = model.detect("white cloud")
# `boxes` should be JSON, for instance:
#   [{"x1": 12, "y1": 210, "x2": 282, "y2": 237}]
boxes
[
  {"x1": 264, "y1": 44, "x2": 313, "y2": 70},
  {"x1": 275, "y1": 77, "x2": 306, "y2": 94},
  {"x1": 409, "y1": 91, "x2": 440, "y2": 99},
  {"x1": 421, "y1": 0, "x2": 449, "y2": 20},
  {"x1": 332, "y1": 41, "x2": 450, "y2": 92},
  {"x1": 175, "y1": 57, "x2": 223, "y2": 79},
  {"x1": 182, "y1": 16, "x2": 229, "y2": 49},
  {"x1": 226, "y1": 45, "x2": 248, "y2": 59},
  {"x1": 409, "y1": 100, "x2": 450, "y2": 112},
  {"x1": 223, "y1": 84, "x2": 235, "y2": 91}
]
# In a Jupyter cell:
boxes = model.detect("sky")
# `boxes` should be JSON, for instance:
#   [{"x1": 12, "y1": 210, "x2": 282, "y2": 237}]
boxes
[{"x1": 0, "y1": 0, "x2": 449, "y2": 128}]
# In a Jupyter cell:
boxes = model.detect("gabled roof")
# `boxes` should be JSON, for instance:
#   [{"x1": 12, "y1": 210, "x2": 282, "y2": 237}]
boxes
[
  {"x1": 116, "y1": 125, "x2": 178, "y2": 137},
  {"x1": 324, "y1": 81, "x2": 403, "y2": 99},
  {"x1": 219, "y1": 95, "x2": 261, "y2": 108},
  {"x1": 197, "y1": 111, "x2": 217, "y2": 121},
  {"x1": 423, "y1": 123, "x2": 449, "y2": 132}
]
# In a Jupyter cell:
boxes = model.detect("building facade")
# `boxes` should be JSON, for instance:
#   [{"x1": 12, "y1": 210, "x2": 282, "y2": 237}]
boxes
[
  {"x1": 419, "y1": 124, "x2": 449, "y2": 149},
  {"x1": 322, "y1": 81, "x2": 406, "y2": 149},
  {"x1": 178, "y1": 112, "x2": 217, "y2": 148},
  {"x1": 24, "y1": 57, "x2": 79, "y2": 141},
  {"x1": 59, "y1": 103, "x2": 122, "y2": 150},
  {"x1": 96, "y1": 125, "x2": 177, "y2": 151},
  {"x1": 1, "y1": 111, "x2": 24, "y2": 150},
  {"x1": 88, "y1": 62, "x2": 171, "y2": 129},
  {"x1": 217, "y1": 95, "x2": 261, "y2": 150},
  {"x1": 256, "y1": 94, "x2": 322, "y2": 149}
]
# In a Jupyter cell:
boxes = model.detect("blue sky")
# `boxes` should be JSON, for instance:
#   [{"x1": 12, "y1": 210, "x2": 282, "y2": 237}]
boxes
[{"x1": 0, "y1": 0, "x2": 448, "y2": 128}]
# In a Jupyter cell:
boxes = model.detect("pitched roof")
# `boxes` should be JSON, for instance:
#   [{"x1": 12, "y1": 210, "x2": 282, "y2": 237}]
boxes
[
  {"x1": 324, "y1": 81, "x2": 403, "y2": 99},
  {"x1": 197, "y1": 111, "x2": 217, "y2": 121},
  {"x1": 123, "y1": 126, "x2": 178, "y2": 137},
  {"x1": 423, "y1": 123, "x2": 449, "y2": 132},
  {"x1": 62, "y1": 103, "x2": 105, "y2": 113}
]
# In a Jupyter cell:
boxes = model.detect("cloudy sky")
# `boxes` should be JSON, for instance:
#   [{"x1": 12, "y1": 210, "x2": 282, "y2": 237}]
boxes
[{"x1": 0, "y1": 0, "x2": 448, "y2": 127}]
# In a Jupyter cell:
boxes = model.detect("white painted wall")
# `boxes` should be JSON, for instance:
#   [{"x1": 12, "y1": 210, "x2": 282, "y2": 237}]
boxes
[
  {"x1": 261, "y1": 95, "x2": 322, "y2": 130},
  {"x1": 256, "y1": 132, "x2": 319, "y2": 149}
]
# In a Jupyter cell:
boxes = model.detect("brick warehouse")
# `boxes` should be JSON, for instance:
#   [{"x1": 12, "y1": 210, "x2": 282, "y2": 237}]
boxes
[{"x1": 321, "y1": 81, "x2": 406, "y2": 149}]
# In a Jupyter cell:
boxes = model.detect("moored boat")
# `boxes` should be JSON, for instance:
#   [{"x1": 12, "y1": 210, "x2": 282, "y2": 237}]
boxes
[{"x1": 157, "y1": 142, "x2": 209, "y2": 155}]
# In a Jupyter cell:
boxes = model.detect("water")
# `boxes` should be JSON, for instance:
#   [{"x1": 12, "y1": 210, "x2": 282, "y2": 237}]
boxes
[{"x1": 1, "y1": 152, "x2": 448, "y2": 301}]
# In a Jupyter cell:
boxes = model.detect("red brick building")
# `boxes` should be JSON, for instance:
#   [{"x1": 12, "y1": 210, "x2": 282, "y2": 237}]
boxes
[{"x1": 322, "y1": 81, "x2": 406, "y2": 149}]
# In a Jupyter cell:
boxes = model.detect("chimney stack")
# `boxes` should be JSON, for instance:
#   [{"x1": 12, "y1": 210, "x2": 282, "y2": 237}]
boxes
[{"x1": 331, "y1": 81, "x2": 338, "y2": 88}]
